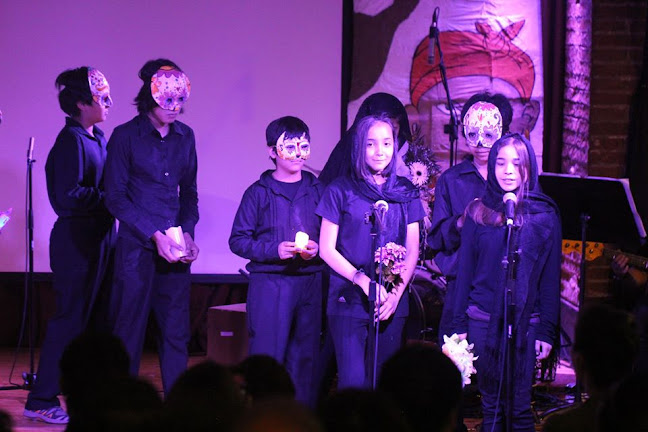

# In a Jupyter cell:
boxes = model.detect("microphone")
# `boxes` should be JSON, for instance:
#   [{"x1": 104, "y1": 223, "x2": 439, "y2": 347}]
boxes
[
  {"x1": 428, "y1": 7, "x2": 440, "y2": 64},
  {"x1": 373, "y1": 200, "x2": 389, "y2": 215},
  {"x1": 503, "y1": 192, "x2": 517, "y2": 225},
  {"x1": 372, "y1": 200, "x2": 389, "y2": 233},
  {"x1": 27, "y1": 137, "x2": 35, "y2": 161}
]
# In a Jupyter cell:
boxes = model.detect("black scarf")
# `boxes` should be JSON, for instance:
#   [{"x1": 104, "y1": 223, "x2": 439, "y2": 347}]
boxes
[{"x1": 350, "y1": 172, "x2": 420, "y2": 274}]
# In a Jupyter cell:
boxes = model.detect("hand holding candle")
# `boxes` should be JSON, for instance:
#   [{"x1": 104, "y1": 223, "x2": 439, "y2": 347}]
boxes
[
  {"x1": 165, "y1": 226, "x2": 187, "y2": 259},
  {"x1": 295, "y1": 231, "x2": 319, "y2": 261},
  {"x1": 295, "y1": 231, "x2": 309, "y2": 250}
]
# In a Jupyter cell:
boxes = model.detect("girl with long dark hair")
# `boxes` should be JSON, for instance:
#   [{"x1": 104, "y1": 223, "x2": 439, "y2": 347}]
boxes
[
  {"x1": 317, "y1": 114, "x2": 424, "y2": 389},
  {"x1": 452, "y1": 133, "x2": 561, "y2": 431}
]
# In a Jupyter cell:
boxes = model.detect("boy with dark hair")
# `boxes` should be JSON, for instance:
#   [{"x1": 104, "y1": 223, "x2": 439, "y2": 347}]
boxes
[
  {"x1": 104, "y1": 58, "x2": 199, "y2": 395},
  {"x1": 229, "y1": 116, "x2": 324, "y2": 406},
  {"x1": 24, "y1": 67, "x2": 116, "y2": 424},
  {"x1": 428, "y1": 92, "x2": 513, "y2": 345}
]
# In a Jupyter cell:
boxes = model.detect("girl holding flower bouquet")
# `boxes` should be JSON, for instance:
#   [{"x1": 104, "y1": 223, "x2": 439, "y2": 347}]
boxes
[
  {"x1": 317, "y1": 114, "x2": 424, "y2": 389},
  {"x1": 452, "y1": 133, "x2": 561, "y2": 432}
]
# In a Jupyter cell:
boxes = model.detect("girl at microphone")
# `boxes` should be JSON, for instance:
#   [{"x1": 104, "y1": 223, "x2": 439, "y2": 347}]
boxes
[
  {"x1": 452, "y1": 133, "x2": 561, "y2": 432},
  {"x1": 317, "y1": 114, "x2": 424, "y2": 389}
]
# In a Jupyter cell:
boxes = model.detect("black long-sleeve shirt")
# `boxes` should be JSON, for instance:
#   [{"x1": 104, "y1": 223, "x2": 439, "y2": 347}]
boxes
[
  {"x1": 45, "y1": 117, "x2": 111, "y2": 219},
  {"x1": 427, "y1": 158, "x2": 486, "y2": 279},
  {"x1": 104, "y1": 114, "x2": 199, "y2": 246}
]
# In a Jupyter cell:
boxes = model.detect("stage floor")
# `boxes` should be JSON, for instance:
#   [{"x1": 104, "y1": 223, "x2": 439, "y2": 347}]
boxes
[
  {"x1": 0, "y1": 349, "x2": 576, "y2": 431},
  {"x1": 0, "y1": 349, "x2": 206, "y2": 432}
]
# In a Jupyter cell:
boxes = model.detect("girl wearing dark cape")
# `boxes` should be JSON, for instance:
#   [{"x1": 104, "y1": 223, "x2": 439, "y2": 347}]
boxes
[{"x1": 452, "y1": 133, "x2": 561, "y2": 432}]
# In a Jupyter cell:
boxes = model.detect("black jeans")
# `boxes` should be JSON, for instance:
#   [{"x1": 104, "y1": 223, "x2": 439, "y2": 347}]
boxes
[
  {"x1": 329, "y1": 314, "x2": 406, "y2": 390},
  {"x1": 468, "y1": 318, "x2": 537, "y2": 432},
  {"x1": 247, "y1": 272, "x2": 322, "y2": 406},
  {"x1": 26, "y1": 216, "x2": 116, "y2": 410},
  {"x1": 109, "y1": 235, "x2": 191, "y2": 395}
]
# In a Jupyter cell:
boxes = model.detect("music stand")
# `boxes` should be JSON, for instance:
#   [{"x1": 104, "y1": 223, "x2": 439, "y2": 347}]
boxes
[
  {"x1": 538, "y1": 173, "x2": 646, "y2": 404},
  {"x1": 539, "y1": 173, "x2": 645, "y2": 250}
]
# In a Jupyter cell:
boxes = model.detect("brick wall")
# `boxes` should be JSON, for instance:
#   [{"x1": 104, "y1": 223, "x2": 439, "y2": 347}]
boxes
[
  {"x1": 585, "y1": 1, "x2": 646, "y2": 299},
  {"x1": 589, "y1": 0, "x2": 647, "y2": 177}
]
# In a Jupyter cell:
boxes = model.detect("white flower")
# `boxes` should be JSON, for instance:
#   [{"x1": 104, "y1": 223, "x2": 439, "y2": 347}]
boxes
[
  {"x1": 408, "y1": 162, "x2": 429, "y2": 187},
  {"x1": 441, "y1": 333, "x2": 478, "y2": 387}
]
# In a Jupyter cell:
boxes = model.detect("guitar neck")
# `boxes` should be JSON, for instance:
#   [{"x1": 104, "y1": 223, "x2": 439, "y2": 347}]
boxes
[{"x1": 603, "y1": 248, "x2": 648, "y2": 270}]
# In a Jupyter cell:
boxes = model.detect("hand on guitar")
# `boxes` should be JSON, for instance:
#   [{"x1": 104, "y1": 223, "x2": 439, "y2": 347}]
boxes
[{"x1": 611, "y1": 254, "x2": 648, "y2": 288}]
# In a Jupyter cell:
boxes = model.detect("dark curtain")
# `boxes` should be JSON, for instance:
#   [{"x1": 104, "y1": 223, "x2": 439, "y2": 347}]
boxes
[
  {"x1": 626, "y1": 12, "x2": 648, "y2": 236},
  {"x1": 542, "y1": 0, "x2": 567, "y2": 173},
  {"x1": 341, "y1": 0, "x2": 354, "y2": 138}
]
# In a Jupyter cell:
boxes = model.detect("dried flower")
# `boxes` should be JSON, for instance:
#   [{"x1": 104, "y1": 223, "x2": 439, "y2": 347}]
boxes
[
  {"x1": 403, "y1": 124, "x2": 441, "y2": 194},
  {"x1": 402, "y1": 124, "x2": 441, "y2": 233},
  {"x1": 409, "y1": 161, "x2": 430, "y2": 187}
]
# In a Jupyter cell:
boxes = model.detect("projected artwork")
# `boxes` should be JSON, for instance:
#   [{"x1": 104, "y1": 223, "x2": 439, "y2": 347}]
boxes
[{"x1": 349, "y1": 0, "x2": 544, "y2": 172}]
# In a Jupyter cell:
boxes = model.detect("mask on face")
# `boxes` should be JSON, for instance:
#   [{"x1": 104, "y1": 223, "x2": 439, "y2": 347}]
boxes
[
  {"x1": 463, "y1": 102, "x2": 502, "y2": 148},
  {"x1": 275, "y1": 132, "x2": 311, "y2": 161},
  {"x1": 150, "y1": 66, "x2": 191, "y2": 112},
  {"x1": 88, "y1": 68, "x2": 113, "y2": 108}
]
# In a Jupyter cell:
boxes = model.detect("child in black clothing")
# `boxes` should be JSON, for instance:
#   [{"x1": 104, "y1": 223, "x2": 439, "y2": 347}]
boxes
[
  {"x1": 452, "y1": 133, "x2": 561, "y2": 432},
  {"x1": 229, "y1": 116, "x2": 324, "y2": 406},
  {"x1": 25, "y1": 67, "x2": 116, "y2": 424},
  {"x1": 317, "y1": 114, "x2": 424, "y2": 389}
]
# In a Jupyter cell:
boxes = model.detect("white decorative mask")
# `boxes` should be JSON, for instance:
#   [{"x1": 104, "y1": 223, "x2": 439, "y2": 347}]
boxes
[
  {"x1": 463, "y1": 102, "x2": 502, "y2": 148},
  {"x1": 88, "y1": 68, "x2": 113, "y2": 108}
]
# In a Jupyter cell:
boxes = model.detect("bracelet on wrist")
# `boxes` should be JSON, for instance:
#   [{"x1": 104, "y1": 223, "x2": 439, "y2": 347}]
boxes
[{"x1": 352, "y1": 269, "x2": 364, "y2": 286}]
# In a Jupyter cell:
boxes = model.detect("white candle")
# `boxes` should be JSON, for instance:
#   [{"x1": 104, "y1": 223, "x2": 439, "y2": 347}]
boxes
[
  {"x1": 295, "y1": 231, "x2": 309, "y2": 249},
  {"x1": 165, "y1": 226, "x2": 187, "y2": 258}
]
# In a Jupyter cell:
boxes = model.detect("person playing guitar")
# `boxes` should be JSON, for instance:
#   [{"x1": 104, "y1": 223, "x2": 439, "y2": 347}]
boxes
[{"x1": 610, "y1": 250, "x2": 648, "y2": 377}]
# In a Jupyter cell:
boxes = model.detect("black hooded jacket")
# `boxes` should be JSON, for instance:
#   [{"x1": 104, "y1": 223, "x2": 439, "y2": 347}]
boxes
[{"x1": 452, "y1": 134, "x2": 561, "y2": 388}]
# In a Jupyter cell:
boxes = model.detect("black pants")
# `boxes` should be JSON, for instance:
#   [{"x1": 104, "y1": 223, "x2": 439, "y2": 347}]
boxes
[
  {"x1": 26, "y1": 216, "x2": 116, "y2": 410},
  {"x1": 469, "y1": 318, "x2": 537, "y2": 432},
  {"x1": 247, "y1": 272, "x2": 322, "y2": 406},
  {"x1": 329, "y1": 314, "x2": 406, "y2": 390},
  {"x1": 109, "y1": 235, "x2": 191, "y2": 395},
  {"x1": 438, "y1": 278, "x2": 457, "y2": 344}
]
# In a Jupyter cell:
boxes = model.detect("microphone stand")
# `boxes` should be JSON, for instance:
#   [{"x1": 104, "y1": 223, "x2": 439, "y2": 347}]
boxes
[
  {"x1": 574, "y1": 213, "x2": 590, "y2": 404},
  {"x1": 368, "y1": 208, "x2": 385, "y2": 389},
  {"x1": 502, "y1": 221, "x2": 520, "y2": 432},
  {"x1": 0, "y1": 139, "x2": 37, "y2": 391},
  {"x1": 433, "y1": 15, "x2": 459, "y2": 168},
  {"x1": 25, "y1": 140, "x2": 37, "y2": 388}
]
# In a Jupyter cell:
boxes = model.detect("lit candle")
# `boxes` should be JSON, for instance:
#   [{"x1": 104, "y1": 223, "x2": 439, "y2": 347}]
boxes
[{"x1": 295, "y1": 231, "x2": 309, "y2": 250}]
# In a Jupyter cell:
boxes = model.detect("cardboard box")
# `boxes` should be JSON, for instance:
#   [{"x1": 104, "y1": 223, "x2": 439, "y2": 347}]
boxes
[{"x1": 207, "y1": 303, "x2": 249, "y2": 366}]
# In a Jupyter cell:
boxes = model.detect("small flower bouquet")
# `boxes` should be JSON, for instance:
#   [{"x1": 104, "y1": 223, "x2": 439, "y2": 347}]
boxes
[
  {"x1": 374, "y1": 242, "x2": 407, "y2": 290},
  {"x1": 441, "y1": 333, "x2": 478, "y2": 387}
]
